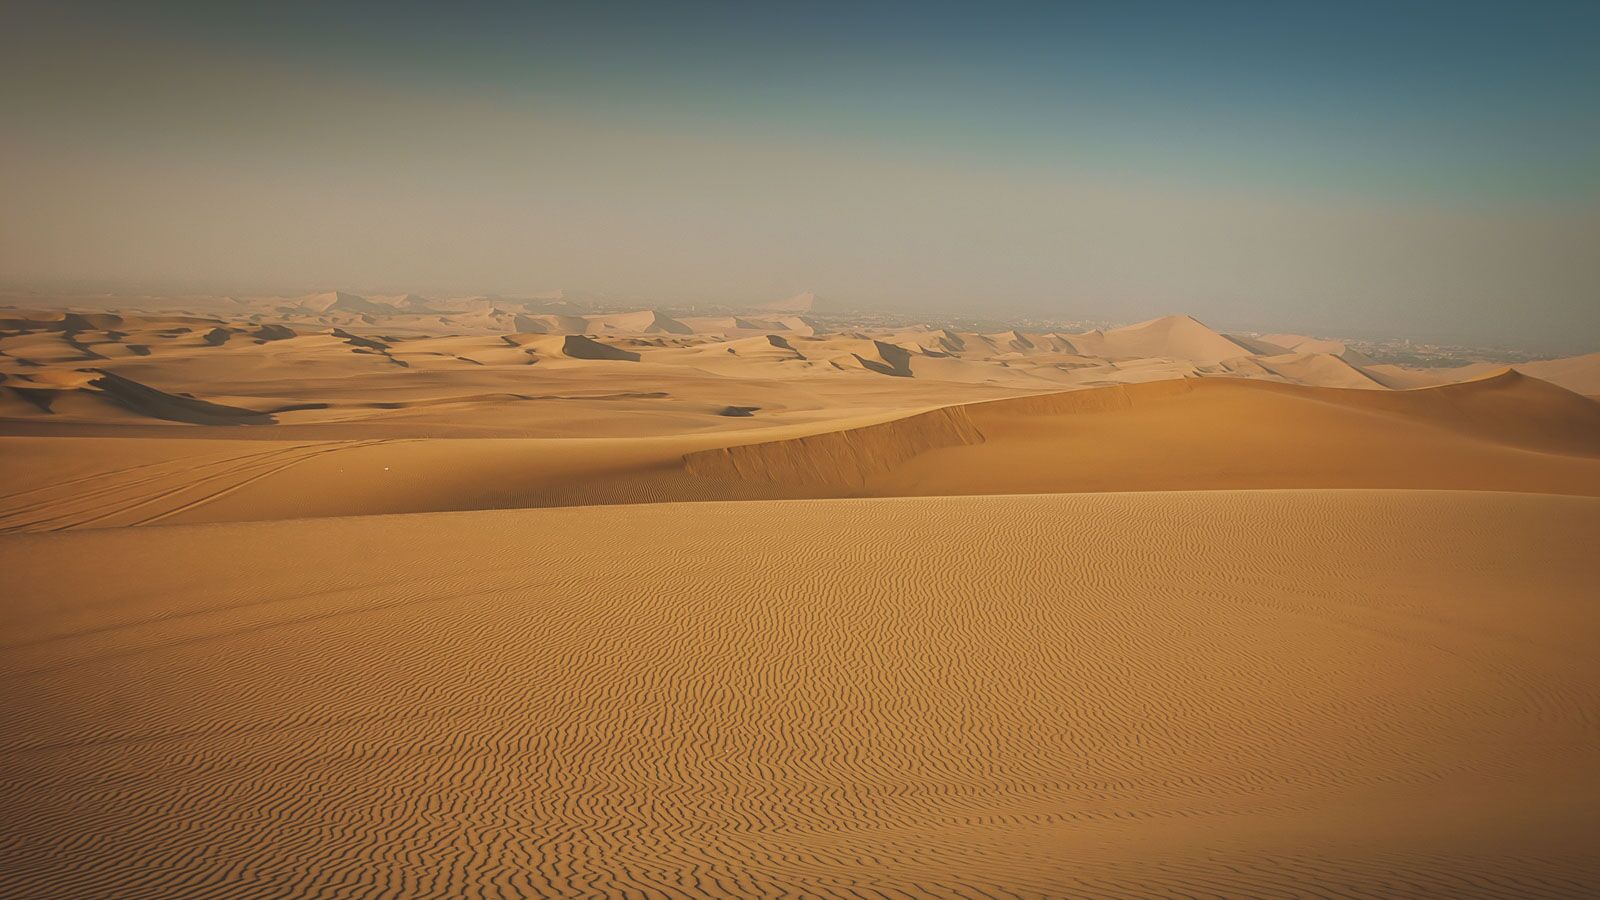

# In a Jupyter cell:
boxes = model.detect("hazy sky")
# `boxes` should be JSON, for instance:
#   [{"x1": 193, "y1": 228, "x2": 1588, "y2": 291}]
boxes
[{"x1": 3, "y1": 2, "x2": 1597, "y2": 347}]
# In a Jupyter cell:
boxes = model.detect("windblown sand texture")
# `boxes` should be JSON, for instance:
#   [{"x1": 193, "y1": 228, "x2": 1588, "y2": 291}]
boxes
[
  {"x1": 5, "y1": 493, "x2": 1599, "y2": 896},
  {"x1": 4, "y1": 299, "x2": 1600, "y2": 896}
]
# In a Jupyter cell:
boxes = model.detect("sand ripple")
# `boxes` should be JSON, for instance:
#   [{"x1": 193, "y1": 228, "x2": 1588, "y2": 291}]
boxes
[{"x1": 3, "y1": 490, "x2": 1598, "y2": 896}]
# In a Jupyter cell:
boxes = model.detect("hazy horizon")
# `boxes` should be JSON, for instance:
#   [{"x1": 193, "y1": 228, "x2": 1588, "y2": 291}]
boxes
[
  {"x1": 7, "y1": 7, "x2": 1600, "y2": 894},
  {"x1": 4, "y1": 2, "x2": 1597, "y2": 349}
]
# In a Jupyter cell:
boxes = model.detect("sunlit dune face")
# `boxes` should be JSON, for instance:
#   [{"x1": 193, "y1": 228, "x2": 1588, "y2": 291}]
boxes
[{"x1": 5, "y1": 4, "x2": 1600, "y2": 891}]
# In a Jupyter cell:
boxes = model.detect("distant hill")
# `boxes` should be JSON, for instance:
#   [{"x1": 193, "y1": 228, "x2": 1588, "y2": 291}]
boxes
[{"x1": 1062, "y1": 315, "x2": 1260, "y2": 366}]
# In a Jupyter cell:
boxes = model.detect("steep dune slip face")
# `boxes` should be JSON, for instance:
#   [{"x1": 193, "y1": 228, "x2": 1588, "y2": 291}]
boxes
[
  {"x1": 684, "y1": 404, "x2": 983, "y2": 487},
  {"x1": 3, "y1": 491, "x2": 1599, "y2": 896},
  {"x1": 0, "y1": 369, "x2": 274, "y2": 425}
]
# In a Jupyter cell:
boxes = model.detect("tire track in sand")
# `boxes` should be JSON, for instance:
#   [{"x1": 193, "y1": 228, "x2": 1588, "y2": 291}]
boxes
[{"x1": 0, "y1": 440, "x2": 408, "y2": 533}]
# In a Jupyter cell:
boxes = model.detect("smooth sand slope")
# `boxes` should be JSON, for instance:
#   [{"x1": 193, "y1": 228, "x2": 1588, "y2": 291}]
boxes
[
  {"x1": 689, "y1": 370, "x2": 1600, "y2": 498},
  {"x1": 1521, "y1": 352, "x2": 1600, "y2": 395},
  {"x1": 3, "y1": 491, "x2": 1599, "y2": 897},
  {"x1": 4, "y1": 370, "x2": 1598, "y2": 532}
]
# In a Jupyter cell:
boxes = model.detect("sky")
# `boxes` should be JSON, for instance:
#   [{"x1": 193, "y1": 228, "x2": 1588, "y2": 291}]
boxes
[{"x1": 2, "y1": 1, "x2": 1597, "y2": 348}]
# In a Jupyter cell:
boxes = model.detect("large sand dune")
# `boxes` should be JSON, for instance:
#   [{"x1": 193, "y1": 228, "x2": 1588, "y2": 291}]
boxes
[
  {"x1": 5, "y1": 370, "x2": 1598, "y2": 532},
  {"x1": 4, "y1": 491, "x2": 1598, "y2": 896},
  {"x1": 690, "y1": 370, "x2": 1600, "y2": 497},
  {"x1": 1521, "y1": 351, "x2": 1600, "y2": 395},
  {"x1": 5, "y1": 298, "x2": 1599, "y2": 895}
]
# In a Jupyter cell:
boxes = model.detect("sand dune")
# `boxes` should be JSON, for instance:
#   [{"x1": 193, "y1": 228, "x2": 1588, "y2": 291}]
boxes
[
  {"x1": 1248, "y1": 350, "x2": 1392, "y2": 389},
  {"x1": 506, "y1": 333, "x2": 643, "y2": 362},
  {"x1": 1257, "y1": 331, "x2": 1372, "y2": 361},
  {"x1": 1, "y1": 369, "x2": 275, "y2": 425},
  {"x1": 0, "y1": 437, "x2": 424, "y2": 531},
  {"x1": 5, "y1": 296, "x2": 1600, "y2": 895},
  {"x1": 3, "y1": 490, "x2": 1597, "y2": 896},
  {"x1": 1062, "y1": 314, "x2": 1261, "y2": 364},
  {"x1": 1522, "y1": 351, "x2": 1600, "y2": 395},
  {"x1": 6, "y1": 370, "x2": 1598, "y2": 532},
  {"x1": 586, "y1": 309, "x2": 695, "y2": 335},
  {"x1": 7, "y1": 296, "x2": 1592, "y2": 396},
  {"x1": 686, "y1": 405, "x2": 982, "y2": 486},
  {"x1": 688, "y1": 370, "x2": 1600, "y2": 498},
  {"x1": 8, "y1": 304, "x2": 1595, "y2": 442}
]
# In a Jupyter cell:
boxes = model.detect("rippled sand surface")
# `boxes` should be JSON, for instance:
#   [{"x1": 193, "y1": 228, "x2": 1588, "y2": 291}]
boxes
[{"x1": 5, "y1": 491, "x2": 1597, "y2": 897}]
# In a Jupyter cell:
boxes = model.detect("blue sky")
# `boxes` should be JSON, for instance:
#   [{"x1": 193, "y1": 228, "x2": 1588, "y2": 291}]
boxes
[{"x1": 3, "y1": 1, "x2": 1597, "y2": 346}]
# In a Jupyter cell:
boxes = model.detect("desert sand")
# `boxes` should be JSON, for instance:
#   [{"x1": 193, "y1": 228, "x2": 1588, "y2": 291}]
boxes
[
  {"x1": 4, "y1": 298, "x2": 1600, "y2": 896},
  {"x1": 4, "y1": 493, "x2": 1599, "y2": 896}
]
